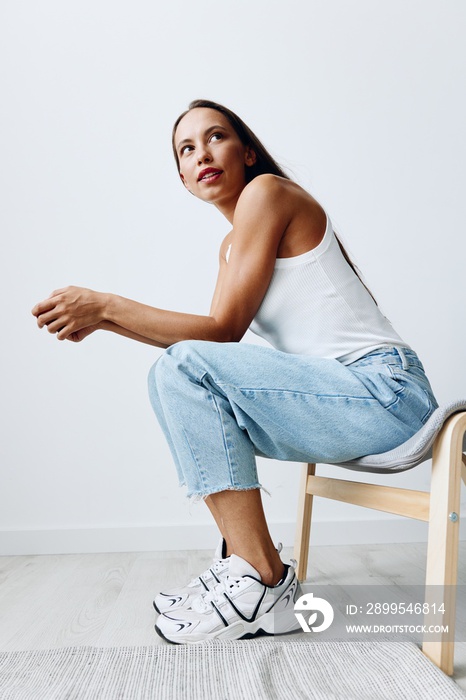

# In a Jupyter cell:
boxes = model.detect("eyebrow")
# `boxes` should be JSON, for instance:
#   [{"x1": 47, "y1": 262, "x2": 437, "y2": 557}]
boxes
[{"x1": 177, "y1": 125, "x2": 227, "y2": 151}]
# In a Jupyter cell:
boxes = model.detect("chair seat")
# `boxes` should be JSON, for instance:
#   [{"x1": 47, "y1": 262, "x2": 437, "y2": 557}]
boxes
[{"x1": 337, "y1": 399, "x2": 466, "y2": 474}]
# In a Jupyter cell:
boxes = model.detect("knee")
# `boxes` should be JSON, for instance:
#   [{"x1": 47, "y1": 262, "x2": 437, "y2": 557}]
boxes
[
  {"x1": 166, "y1": 340, "x2": 207, "y2": 361},
  {"x1": 164, "y1": 339, "x2": 215, "y2": 372},
  {"x1": 147, "y1": 346, "x2": 192, "y2": 410},
  {"x1": 150, "y1": 340, "x2": 202, "y2": 387},
  {"x1": 154, "y1": 340, "x2": 224, "y2": 390},
  {"x1": 148, "y1": 351, "x2": 173, "y2": 394}
]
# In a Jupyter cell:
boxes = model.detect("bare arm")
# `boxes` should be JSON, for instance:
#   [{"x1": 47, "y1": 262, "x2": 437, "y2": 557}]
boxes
[
  {"x1": 32, "y1": 176, "x2": 291, "y2": 345},
  {"x1": 66, "y1": 321, "x2": 170, "y2": 347}
]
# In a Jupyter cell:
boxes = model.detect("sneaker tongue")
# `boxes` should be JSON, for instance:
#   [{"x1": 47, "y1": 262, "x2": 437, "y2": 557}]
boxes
[{"x1": 228, "y1": 554, "x2": 262, "y2": 581}]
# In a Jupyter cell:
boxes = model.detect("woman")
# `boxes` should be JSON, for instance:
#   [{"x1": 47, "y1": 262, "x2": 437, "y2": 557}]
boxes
[{"x1": 32, "y1": 99, "x2": 438, "y2": 644}]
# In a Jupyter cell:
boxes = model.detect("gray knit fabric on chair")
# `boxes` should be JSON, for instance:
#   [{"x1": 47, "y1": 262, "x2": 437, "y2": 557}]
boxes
[{"x1": 337, "y1": 400, "x2": 466, "y2": 474}]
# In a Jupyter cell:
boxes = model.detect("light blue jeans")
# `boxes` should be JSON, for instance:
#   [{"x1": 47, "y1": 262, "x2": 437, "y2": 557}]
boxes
[{"x1": 147, "y1": 341, "x2": 438, "y2": 500}]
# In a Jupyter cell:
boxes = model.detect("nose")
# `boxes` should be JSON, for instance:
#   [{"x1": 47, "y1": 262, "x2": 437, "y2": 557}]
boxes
[{"x1": 197, "y1": 147, "x2": 212, "y2": 165}]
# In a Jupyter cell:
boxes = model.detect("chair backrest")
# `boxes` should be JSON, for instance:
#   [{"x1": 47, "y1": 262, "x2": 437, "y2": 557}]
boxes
[{"x1": 336, "y1": 400, "x2": 466, "y2": 474}]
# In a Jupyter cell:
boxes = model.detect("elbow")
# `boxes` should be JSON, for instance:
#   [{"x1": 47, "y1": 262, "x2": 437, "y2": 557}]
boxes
[
  {"x1": 213, "y1": 329, "x2": 244, "y2": 344},
  {"x1": 208, "y1": 318, "x2": 245, "y2": 344},
  {"x1": 221, "y1": 331, "x2": 244, "y2": 343}
]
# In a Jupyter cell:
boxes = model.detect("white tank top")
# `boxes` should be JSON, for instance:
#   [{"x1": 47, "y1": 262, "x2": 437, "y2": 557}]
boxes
[{"x1": 227, "y1": 213, "x2": 409, "y2": 365}]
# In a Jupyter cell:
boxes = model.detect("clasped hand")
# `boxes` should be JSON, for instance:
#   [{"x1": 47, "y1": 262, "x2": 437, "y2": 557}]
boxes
[{"x1": 31, "y1": 286, "x2": 106, "y2": 342}]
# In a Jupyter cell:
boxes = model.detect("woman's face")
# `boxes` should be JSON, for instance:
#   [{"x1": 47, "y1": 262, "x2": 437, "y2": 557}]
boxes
[{"x1": 174, "y1": 108, "x2": 256, "y2": 208}]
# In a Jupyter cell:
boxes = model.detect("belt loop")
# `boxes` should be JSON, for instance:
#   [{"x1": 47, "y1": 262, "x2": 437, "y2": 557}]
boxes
[{"x1": 395, "y1": 346, "x2": 409, "y2": 370}]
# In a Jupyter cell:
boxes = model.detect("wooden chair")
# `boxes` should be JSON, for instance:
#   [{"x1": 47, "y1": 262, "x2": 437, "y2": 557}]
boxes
[{"x1": 294, "y1": 400, "x2": 466, "y2": 675}]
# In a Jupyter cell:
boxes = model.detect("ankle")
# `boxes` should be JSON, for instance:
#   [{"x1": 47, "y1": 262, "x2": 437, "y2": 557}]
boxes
[
  {"x1": 260, "y1": 563, "x2": 286, "y2": 587},
  {"x1": 230, "y1": 542, "x2": 285, "y2": 585}
]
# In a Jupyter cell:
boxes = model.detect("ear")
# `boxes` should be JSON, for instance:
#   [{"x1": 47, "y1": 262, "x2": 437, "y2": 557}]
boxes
[
  {"x1": 179, "y1": 172, "x2": 196, "y2": 196},
  {"x1": 179, "y1": 173, "x2": 191, "y2": 191},
  {"x1": 244, "y1": 147, "x2": 257, "y2": 167}
]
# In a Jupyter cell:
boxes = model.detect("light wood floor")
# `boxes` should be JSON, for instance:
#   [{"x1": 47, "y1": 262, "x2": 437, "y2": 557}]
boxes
[{"x1": 0, "y1": 542, "x2": 465, "y2": 690}]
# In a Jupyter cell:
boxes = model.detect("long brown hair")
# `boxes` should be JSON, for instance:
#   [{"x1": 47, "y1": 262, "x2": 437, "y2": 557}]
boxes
[{"x1": 172, "y1": 99, "x2": 377, "y2": 305}]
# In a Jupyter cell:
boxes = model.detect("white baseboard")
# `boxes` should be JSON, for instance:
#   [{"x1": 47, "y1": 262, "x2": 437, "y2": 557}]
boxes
[{"x1": 1, "y1": 516, "x2": 458, "y2": 556}]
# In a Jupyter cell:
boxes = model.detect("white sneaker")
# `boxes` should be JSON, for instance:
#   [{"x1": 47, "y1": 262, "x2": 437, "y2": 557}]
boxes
[
  {"x1": 155, "y1": 553, "x2": 302, "y2": 644},
  {"x1": 153, "y1": 538, "x2": 230, "y2": 614},
  {"x1": 154, "y1": 540, "x2": 284, "y2": 614}
]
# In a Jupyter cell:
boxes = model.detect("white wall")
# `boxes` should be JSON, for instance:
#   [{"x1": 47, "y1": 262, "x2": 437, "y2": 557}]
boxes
[{"x1": 1, "y1": 1, "x2": 465, "y2": 554}]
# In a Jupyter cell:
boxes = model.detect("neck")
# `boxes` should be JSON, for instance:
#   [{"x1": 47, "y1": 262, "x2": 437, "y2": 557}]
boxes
[{"x1": 213, "y1": 186, "x2": 245, "y2": 224}]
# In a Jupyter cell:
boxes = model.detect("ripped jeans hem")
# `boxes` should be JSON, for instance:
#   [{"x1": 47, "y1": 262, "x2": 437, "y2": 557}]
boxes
[{"x1": 185, "y1": 482, "x2": 271, "y2": 504}]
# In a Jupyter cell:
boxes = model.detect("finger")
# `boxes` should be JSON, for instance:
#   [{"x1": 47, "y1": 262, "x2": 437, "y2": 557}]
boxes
[
  {"x1": 36, "y1": 309, "x2": 63, "y2": 328},
  {"x1": 45, "y1": 318, "x2": 69, "y2": 334},
  {"x1": 32, "y1": 297, "x2": 60, "y2": 318},
  {"x1": 32, "y1": 302, "x2": 45, "y2": 317},
  {"x1": 57, "y1": 324, "x2": 74, "y2": 341},
  {"x1": 58, "y1": 319, "x2": 92, "y2": 341}
]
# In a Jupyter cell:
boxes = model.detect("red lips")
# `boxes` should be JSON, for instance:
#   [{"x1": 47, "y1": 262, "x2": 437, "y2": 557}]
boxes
[{"x1": 198, "y1": 167, "x2": 223, "y2": 181}]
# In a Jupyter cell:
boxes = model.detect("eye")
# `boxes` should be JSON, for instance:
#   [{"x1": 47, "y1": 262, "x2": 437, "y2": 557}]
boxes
[
  {"x1": 180, "y1": 144, "x2": 194, "y2": 156},
  {"x1": 209, "y1": 132, "x2": 223, "y2": 143}
]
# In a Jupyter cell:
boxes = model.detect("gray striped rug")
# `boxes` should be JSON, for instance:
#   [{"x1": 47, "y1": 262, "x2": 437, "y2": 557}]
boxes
[{"x1": 0, "y1": 640, "x2": 464, "y2": 700}]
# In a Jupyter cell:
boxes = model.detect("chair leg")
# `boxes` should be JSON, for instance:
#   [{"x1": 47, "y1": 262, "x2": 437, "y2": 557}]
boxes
[
  {"x1": 294, "y1": 463, "x2": 315, "y2": 582},
  {"x1": 422, "y1": 412, "x2": 466, "y2": 675}
]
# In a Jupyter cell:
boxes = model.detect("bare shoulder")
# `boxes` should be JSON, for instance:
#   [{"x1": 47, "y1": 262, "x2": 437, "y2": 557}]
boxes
[
  {"x1": 232, "y1": 175, "x2": 325, "y2": 256},
  {"x1": 239, "y1": 177, "x2": 327, "y2": 257},
  {"x1": 234, "y1": 175, "x2": 296, "y2": 229},
  {"x1": 239, "y1": 174, "x2": 319, "y2": 211},
  {"x1": 238, "y1": 174, "x2": 289, "y2": 206}
]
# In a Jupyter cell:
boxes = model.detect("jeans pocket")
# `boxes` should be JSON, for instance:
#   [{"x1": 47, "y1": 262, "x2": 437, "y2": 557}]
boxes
[
  {"x1": 387, "y1": 365, "x2": 437, "y2": 424},
  {"x1": 351, "y1": 365, "x2": 405, "y2": 410}
]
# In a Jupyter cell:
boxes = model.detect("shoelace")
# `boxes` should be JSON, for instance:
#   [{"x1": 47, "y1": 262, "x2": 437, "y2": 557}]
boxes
[
  {"x1": 192, "y1": 575, "x2": 246, "y2": 613},
  {"x1": 187, "y1": 557, "x2": 229, "y2": 587},
  {"x1": 189, "y1": 544, "x2": 284, "y2": 598}
]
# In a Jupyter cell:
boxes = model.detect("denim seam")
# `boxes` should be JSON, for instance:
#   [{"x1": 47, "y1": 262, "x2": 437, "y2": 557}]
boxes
[
  {"x1": 186, "y1": 367, "x2": 237, "y2": 489},
  {"x1": 211, "y1": 392, "x2": 239, "y2": 487},
  {"x1": 192, "y1": 368, "x2": 259, "y2": 492},
  {"x1": 181, "y1": 426, "x2": 208, "y2": 492},
  {"x1": 217, "y1": 382, "x2": 372, "y2": 401}
]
